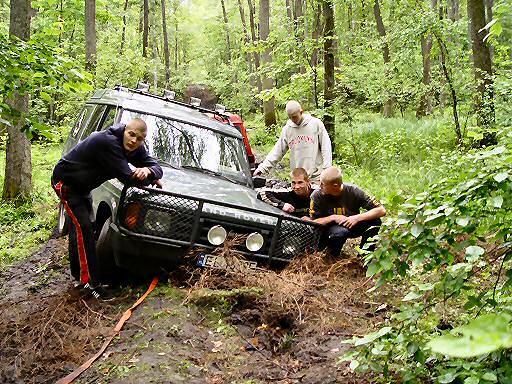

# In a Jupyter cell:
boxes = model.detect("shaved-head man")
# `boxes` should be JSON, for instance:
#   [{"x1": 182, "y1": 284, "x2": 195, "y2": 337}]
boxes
[
  {"x1": 52, "y1": 118, "x2": 162, "y2": 299},
  {"x1": 310, "y1": 167, "x2": 386, "y2": 256},
  {"x1": 254, "y1": 100, "x2": 332, "y2": 181}
]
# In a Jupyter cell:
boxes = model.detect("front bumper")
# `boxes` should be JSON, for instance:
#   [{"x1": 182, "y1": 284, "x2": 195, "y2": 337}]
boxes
[{"x1": 114, "y1": 186, "x2": 321, "y2": 269}]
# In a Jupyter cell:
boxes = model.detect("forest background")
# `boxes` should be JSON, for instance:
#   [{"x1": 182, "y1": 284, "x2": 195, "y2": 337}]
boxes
[{"x1": 1, "y1": 0, "x2": 512, "y2": 381}]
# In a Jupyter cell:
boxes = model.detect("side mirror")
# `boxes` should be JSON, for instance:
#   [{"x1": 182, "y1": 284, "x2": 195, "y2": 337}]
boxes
[{"x1": 252, "y1": 176, "x2": 267, "y2": 189}]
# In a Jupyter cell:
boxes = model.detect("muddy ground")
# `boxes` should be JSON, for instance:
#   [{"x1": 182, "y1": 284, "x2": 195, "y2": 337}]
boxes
[{"x1": 0, "y1": 231, "x2": 393, "y2": 384}]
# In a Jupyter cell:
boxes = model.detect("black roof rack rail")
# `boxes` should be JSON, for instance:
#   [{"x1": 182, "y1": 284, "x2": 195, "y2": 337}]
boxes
[{"x1": 113, "y1": 84, "x2": 233, "y2": 123}]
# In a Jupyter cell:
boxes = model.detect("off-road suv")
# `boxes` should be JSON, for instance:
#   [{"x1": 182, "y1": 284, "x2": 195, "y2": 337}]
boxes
[{"x1": 58, "y1": 86, "x2": 320, "y2": 281}]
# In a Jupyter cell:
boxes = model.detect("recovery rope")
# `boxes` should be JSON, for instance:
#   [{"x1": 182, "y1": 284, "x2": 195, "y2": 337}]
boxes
[{"x1": 56, "y1": 276, "x2": 159, "y2": 384}]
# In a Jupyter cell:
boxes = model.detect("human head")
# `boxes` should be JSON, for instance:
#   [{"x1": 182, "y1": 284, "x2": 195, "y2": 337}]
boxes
[
  {"x1": 320, "y1": 167, "x2": 343, "y2": 196},
  {"x1": 123, "y1": 118, "x2": 147, "y2": 152},
  {"x1": 286, "y1": 100, "x2": 304, "y2": 125},
  {"x1": 290, "y1": 167, "x2": 310, "y2": 197}
]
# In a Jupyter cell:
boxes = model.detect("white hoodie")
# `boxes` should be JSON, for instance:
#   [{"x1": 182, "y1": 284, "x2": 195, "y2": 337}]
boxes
[{"x1": 255, "y1": 114, "x2": 332, "y2": 179}]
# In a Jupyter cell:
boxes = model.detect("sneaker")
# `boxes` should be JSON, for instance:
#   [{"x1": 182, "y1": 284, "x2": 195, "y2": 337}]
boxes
[{"x1": 84, "y1": 283, "x2": 115, "y2": 301}]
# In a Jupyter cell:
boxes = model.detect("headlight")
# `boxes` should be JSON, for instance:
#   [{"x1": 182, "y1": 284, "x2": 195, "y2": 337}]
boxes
[
  {"x1": 208, "y1": 225, "x2": 227, "y2": 245},
  {"x1": 246, "y1": 232, "x2": 264, "y2": 252},
  {"x1": 144, "y1": 209, "x2": 172, "y2": 233}
]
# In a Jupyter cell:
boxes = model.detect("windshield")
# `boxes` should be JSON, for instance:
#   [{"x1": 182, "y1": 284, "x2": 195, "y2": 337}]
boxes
[{"x1": 121, "y1": 110, "x2": 252, "y2": 186}]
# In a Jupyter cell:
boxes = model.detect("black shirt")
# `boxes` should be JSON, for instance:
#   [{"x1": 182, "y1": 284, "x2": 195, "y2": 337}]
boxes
[
  {"x1": 310, "y1": 184, "x2": 381, "y2": 219},
  {"x1": 257, "y1": 188, "x2": 313, "y2": 217},
  {"x1": 52, "y1": 124, "x2": 163, "y2": 194}
]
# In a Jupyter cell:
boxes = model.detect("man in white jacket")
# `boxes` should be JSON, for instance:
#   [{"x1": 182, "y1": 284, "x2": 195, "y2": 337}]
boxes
[{"x1": 253, "y1": 100, "x2": 332, "y2": 181}]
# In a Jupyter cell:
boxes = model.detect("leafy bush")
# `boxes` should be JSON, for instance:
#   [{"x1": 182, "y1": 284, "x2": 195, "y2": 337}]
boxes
[{"x1": 342, "y1": 132, "x2": 512, "y2": 383}]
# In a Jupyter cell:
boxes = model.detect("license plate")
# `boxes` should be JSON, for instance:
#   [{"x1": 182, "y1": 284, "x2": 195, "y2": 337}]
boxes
[{"x1": 197, "y1": 253, "x2": 257, "y2": 269}]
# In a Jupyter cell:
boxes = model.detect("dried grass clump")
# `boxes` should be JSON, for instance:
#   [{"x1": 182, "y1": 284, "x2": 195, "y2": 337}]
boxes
[
  {"x1": 0, "y1": 294, "x2": 116, "y2": 383},
  {"x1": 184, "y1": 236, "x2": 375, "y2": 334}
]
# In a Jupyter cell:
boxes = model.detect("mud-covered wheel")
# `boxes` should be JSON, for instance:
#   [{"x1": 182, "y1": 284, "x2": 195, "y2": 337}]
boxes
[
  {"x1": 96, "y1": 218, "x2": 119, "y2": 284},
  {"x1": 57, "y1": 203, "x2": 69, "y2": 237}
]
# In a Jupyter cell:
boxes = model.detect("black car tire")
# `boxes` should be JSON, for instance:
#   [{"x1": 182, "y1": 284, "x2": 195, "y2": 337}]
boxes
[
  {"x1": 57, "y1": 203, "x2": 69, "y2": 237},
  {"x1": 96, "y1": 218, "x2": 120, "y2": 284}
]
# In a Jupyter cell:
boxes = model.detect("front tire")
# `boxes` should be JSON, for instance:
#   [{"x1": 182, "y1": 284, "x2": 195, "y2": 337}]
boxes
[{"x1": 96, "y1": 218, "x2": 120, "y2": 284}]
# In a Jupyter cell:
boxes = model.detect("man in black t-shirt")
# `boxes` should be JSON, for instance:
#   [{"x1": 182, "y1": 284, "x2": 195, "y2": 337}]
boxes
[
  {"x1": 310, "y1": 167, "x2": 386, "y2": 256},
  {"x1": 257, "y1": 167, "x2": 313, "y2": 218}
]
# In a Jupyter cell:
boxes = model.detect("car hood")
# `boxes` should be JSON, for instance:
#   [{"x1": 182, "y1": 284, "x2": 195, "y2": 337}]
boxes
[{"x1": 157, "y1": 166, "x2": 284, "y2": 225}]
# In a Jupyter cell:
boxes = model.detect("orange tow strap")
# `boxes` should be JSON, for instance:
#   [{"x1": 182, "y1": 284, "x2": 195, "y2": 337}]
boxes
[{"x1": 56, "y1": 276, "x2": 159, "y2": 384}]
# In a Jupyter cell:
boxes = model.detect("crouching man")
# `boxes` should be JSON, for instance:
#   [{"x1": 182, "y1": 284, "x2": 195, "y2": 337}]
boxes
[
  {"x1": 310, "y1": 167, "x2": 386, "y2": 256},
  {"x1": 257, "y1": 167, "x2": 314, "y2": 219}
]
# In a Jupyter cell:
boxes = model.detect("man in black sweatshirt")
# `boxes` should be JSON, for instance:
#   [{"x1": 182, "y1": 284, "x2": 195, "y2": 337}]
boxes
[
  {"x1": 52, "y1": 118, "x2": 163, "y2": 298},
  {"x1": 257, "y1": 167, "x2": 314, "y2": 219}
]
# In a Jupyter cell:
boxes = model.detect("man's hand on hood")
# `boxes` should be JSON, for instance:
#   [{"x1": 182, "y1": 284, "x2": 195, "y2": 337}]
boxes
[{"x1": 132, "y1": 167, "x2": 152, "y2": 180}]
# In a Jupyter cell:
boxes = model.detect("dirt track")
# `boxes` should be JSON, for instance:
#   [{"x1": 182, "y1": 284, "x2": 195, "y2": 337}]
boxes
[{"x1": 0, "y1": 232, "x2": 387, "y2": 384}]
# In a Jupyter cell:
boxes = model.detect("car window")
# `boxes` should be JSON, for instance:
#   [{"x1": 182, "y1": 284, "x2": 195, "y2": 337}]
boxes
[
  {"x1": 78, "y1": 105, "x2": 107, "y2": 139},
  {"x1": 71, "y1": 105, "x2": 95, "y2": 137},
  {"x1": 98, "y1": 107, "x2": 119, "y2": 131}
]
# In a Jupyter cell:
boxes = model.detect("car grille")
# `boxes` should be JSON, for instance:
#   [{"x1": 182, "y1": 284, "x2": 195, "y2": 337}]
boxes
[{"x1": 119, "y1": 186, "x2": 321, "y2": 262}]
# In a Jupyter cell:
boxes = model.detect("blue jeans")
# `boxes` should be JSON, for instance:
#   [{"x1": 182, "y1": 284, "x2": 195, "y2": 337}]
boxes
[{"x1": 320, "y1": 218, "x2": 382, "y2": 257}]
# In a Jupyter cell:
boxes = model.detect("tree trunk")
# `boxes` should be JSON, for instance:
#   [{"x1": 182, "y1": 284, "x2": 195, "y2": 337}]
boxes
[
  {"x1": 259, "y1": 0, "x2": 276, "y2": 127},
  {"x1": 220, "y1": 0, "x2": 232, "y2": 63},
  {"x1": 3, "y1": 0, "x2": 32, "y2": 201},
  {"x1": 485, "y1": 0, "x2": 493, "y2": 59},
  {"x1": 285, "y1": 0, "x2": 293, "y2": 35},
  {"x1": 467, "y1": 0, "x2": 495, "y2": 144},
  {"x1": 373, "y1": 0, "x2": 393, "y2": 117},
  {"x1": 310, "y1": 2, "x2": 322, "y2": 108},
  {"x1": 435, "y1": 34, "x2": 462, "y2": 145},
  {"x1": 447, "y1": 0, "x2": 459, "y2": 20},
  {"x1": 161, "y1": 0, "x2": 170, "y2": 84},
  {"x1": 85, "y1": 0, "x2": 96, "y2": 73},
  {"x1": 142, "y1": 0, "x2": 149, "y2": 57},
  {"x1": 150, "y1": 0, "x2": 159, "y2": 88},
  {"x1": 416, "y1": 0, "x2": 437, "y2": 117},
  {"x1": 323, "y1": 0, "x2": 335, "y2": 149},
  {"x1": 247, "y1": 0, "x2": 262, "y2": 92},
  {"x1": 236, "y1": 0, "x2": 252, "y2": 71},
  {"x1": 293, "y1": 0, "x2": 303, "y2": 40},
  {"x1": 120, "y1": 0, "x2": 129, "y2": 53}
]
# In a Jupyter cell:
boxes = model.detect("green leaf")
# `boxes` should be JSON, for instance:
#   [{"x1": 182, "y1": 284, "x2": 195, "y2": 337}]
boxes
[
  {"x1": 353, "y1": 327, "x2": 392, "y2": 346},
  {"x1": 427, "y1": 313, "x2": 512, "y2": 358},
  {"x1": 437, "y1": 371, "x2": 457, "y2": 383},
  {"x1": 366, "y1": 262, "x2": 381, "y2": 277},
  {"x1": 411, "y1": 224, "x2": 424, "y2": 238},
  {"x1": 40, "y1": 91, "x2": 52, "y2": 103},
  {"x1": 402, "y1": 291, "x2": 422, "y2": 301},
  {"x1": 456, "y1": 217, "x2": 471, "y2": 226},
  {"x1": 494, "y1": 172, "x2": 509, "y2": 182},
  {"x1": 464, "y1": 377, "x2": 479, "y2": 384},
  {"x1": 489, "y1": 195, "x2": 504, "y2": 208},
  {"x1": 465, "y1": 246, "x2": 485, "y2": 262},
  {"x1": 481, "y1": 372, "x2": 498, "y2": 382}
]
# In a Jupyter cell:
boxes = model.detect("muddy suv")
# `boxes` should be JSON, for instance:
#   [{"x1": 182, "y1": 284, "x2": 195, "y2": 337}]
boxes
[{"x1": 58, "y1": 86, "x2": 320, "y2": 281}]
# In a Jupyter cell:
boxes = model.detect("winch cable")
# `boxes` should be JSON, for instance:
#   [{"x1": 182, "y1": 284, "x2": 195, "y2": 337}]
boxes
[{"x1": 56, "y1": 276, "x2": 159, "y2": 384}]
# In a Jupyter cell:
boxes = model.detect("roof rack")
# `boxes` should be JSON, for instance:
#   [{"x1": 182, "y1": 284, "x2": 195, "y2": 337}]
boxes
[{"x1": 113, "y1": 84, "x2": 233, "y2": 122}]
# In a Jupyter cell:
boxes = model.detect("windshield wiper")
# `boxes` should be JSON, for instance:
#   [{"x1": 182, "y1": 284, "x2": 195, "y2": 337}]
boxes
[{"x1": 181, "y1": 165, "x2": 240, "y2": 184}]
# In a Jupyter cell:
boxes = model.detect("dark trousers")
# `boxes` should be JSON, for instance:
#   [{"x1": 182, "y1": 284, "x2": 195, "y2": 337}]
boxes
[
  {"x1": 320, "y1": 218, "x2": 382, "y2": 257},
  {"x1": 52, "y1": 180, "x2": 99, "y2": 286}
]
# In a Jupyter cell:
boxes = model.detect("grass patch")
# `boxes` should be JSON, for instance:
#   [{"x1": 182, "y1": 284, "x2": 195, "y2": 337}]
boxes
[{"x1": 0, "y1": 142, "x2": 63, "y2": 270}]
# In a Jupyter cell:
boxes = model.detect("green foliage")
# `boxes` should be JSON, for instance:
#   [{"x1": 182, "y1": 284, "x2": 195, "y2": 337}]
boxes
[
  {"x1": 0, "y1": 35, "x2": 92, "y2": 138},
  {"x1": 0, "y1": 143, "x2": 62, "y2": 270},
  {"x1": 342, "y1": 131, "x2": 512, "y2": 382}
]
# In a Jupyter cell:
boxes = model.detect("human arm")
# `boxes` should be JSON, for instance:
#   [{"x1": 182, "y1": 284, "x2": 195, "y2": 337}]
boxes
[
  {"x1": 254, "y1": 127, "x2": 288, "y2": 175},
  {"x1": 334, "y1": 205, "x2": 386, "y2": 229},
  {"x1": 318, "y1": 121, "x2": 332, "y2": 169},
  {"x1": 257, "y1": 189, "x2": 295, "y2": 213}
]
